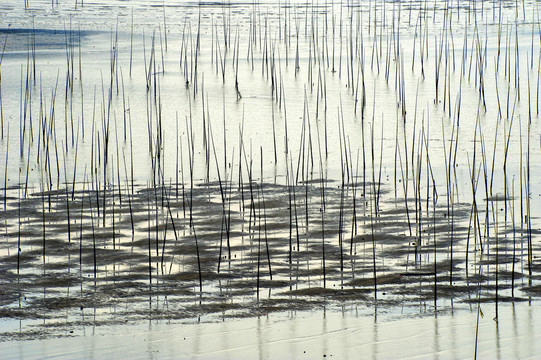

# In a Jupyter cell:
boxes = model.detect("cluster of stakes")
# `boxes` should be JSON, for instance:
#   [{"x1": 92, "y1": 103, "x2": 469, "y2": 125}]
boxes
[{"x1": 0, "y1": 0, "x2": 540, "y2": 340}]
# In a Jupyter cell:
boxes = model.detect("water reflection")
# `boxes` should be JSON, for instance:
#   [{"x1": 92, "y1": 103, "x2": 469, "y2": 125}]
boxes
[
  {"x1": 433, "y1": 314, "x2": 440, "y2": 360},
  {"x1": 1, "y1": 301, "x2": 541, "y2": 358},
  {"x1": 0, "y1": 0, "x2": 540, "y2": 358},
  {"x1": 371, "y1": 309, "x2": 379, "y2": 360}
]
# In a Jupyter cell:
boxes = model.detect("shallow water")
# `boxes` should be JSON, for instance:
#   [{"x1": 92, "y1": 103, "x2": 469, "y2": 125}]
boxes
[
  {"x1": 1, "y1": 0, "x2": 541, "y2": 358},
  {"x1": 2, "y1": 302, "x2": 541, "y2": 359}
]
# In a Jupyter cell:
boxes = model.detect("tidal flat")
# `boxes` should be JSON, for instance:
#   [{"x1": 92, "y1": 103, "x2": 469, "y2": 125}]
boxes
[{"x1": 1, "y1": 0, "x2": 541, "y2": 358}]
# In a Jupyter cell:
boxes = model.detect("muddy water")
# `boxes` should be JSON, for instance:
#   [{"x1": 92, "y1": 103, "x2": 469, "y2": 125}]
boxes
[
  {"x1": 1, "y1": 0, "x2": 541, "y2": 358},
  {"x1": 1, "y1": 303, "x2": 541, "y2": 359},
  {"x1": 0, "y1": 180, "x2": 539, "y2": 358}
]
